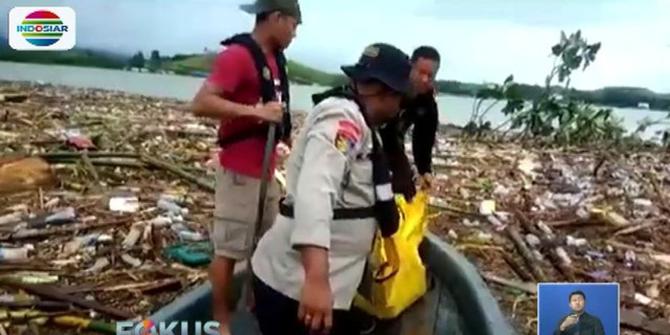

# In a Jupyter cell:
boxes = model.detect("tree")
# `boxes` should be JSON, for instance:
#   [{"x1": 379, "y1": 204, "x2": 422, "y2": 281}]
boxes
[
  {"x1": 128, "y1": 51, "x2": 145, "y2": 69},
  {"x1": 147, "y1": 50, "x2": 162, "y2": 72},
  {"x1": 468, "y1": 30, "x2": 627, "y2": 147}
]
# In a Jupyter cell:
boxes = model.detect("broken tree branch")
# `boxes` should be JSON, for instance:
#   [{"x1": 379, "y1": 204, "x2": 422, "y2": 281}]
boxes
[
  {"x1": 621, "y1": 308, "x2": 670, "y2": 335},
  {"x1": 516, "y1": 210, "x2": 576, "y2": 282},
  {"x1": 38, "y1": 152, "x2": 139, "y2": 160},
  {"x1": 0, "y1": 281, "x2": 134, "y2": 320},
  {"x1": 502, "y1": 252, "x2": 535, "y2": 282},
  {"x1": 481, "y1": 272, "x2": 537, "y2": 294},
  {"x1": 505, "y1": 224, "x2": 547, "y2": 282},
  {"x1": 140, "y1": 154, "x2": 214, "y2": 193},
  {"x1": 3, "y1": 218, "x2": 129, "y2": 242}
]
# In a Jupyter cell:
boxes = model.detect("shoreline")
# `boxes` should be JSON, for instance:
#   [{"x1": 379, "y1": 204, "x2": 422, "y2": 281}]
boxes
[{"x1": 1, "y1": 59, "x2": 668, "y2": 113}]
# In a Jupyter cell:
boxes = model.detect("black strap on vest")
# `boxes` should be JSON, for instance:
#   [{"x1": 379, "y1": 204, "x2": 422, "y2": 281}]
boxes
[
  {"x1": 289, "y1": 86, "x2": 399, "y2": 237},
  {"x1": 218, "y1": 33, "x2": 292, "y2": 146},
  {"x1": 278, "y1": 199, "x2": 375, "y2": 220}
]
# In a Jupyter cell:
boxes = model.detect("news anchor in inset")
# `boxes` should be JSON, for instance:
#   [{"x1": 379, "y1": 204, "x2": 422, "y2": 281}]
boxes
[{"x1": 554, "y1": 290, "x2": 605, "y2": 335}]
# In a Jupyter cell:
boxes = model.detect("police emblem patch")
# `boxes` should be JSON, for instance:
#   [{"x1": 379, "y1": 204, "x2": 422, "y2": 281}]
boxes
[
  {"x1": 334, "y1": 120, "x2": 361, "y2": 155},
  {"x1": 363, "y1": 45, "x2": 380, "y2": 58}
]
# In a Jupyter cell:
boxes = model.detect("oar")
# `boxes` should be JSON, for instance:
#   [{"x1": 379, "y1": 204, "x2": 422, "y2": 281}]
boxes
[{"x1": 234, "y1": 102, "x2": 282, "y2": 328}]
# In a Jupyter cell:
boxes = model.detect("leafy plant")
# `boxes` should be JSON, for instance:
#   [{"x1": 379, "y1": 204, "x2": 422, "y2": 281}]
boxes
[{"x1": 469, "y1": 30, "x2": 628, "y2": 146}]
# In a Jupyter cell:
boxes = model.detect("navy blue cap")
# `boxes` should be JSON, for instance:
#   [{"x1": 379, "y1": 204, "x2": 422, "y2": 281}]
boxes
[{"x1": 341, "y1": 43, "x2": 411, "y2": 94}]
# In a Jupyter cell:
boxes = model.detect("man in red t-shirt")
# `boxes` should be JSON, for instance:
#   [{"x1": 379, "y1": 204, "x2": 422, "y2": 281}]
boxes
[{"x1": 191, "y1": 0, "x2": 301, "y2": 333}]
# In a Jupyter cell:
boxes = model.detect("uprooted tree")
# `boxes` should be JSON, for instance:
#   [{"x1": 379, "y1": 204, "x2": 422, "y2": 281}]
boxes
[{"x1": 466, "y1": 30, "x2": 637, "y2": 146}]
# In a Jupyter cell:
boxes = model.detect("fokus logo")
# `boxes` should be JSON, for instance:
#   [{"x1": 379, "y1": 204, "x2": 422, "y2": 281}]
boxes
[{"x1": 8, "y1": 7, "x2": 76, "y2": 50}]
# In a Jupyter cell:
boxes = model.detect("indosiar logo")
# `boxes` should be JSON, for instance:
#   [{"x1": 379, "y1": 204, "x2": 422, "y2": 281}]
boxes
[{"x1": 8, "y1": 7, "x2": 76, "y2": 50}]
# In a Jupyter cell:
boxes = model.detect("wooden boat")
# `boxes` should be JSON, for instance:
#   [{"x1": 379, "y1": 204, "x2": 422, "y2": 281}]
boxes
[{"x1": 150, "y1": 233, "x2": 518, "y2": 334}]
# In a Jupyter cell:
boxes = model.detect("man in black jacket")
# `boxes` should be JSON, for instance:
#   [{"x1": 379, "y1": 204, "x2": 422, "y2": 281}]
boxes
[
  {"x1": 554, "y1": 290, "x2": 606, "y2": 335},
  {"x1": 380, "y1": 46, "x2": 440, "y2": 200}
]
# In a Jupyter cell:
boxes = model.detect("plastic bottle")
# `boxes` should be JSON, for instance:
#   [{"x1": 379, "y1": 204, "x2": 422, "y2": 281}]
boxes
[{"x1": 0, "y1": 247, "x2": 29, "y2": 262}]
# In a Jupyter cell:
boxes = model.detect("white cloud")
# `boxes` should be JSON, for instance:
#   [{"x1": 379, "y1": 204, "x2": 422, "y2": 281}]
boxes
[{"x1": 1, "y1": 0, "x2": 668, "y2": 92}]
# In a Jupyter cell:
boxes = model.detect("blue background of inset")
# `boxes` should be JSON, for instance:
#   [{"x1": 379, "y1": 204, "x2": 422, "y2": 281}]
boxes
[{"x1": 538, "y1": 283, "x2": 619, "y2": 335}]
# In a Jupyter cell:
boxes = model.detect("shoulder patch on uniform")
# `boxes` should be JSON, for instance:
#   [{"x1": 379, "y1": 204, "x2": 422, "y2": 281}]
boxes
[{"x1": 334, "y1": 119, "x2": 362, "y2": 155}]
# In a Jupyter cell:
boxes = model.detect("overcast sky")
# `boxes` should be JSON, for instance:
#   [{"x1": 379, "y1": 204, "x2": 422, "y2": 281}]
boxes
[{"x1": 2, "y1": 0, "x2": 669, "y2": 92}]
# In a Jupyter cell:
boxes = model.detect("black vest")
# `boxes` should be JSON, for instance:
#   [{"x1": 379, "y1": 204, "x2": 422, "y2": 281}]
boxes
[
  {"x1": 310, "y1": 87, "x2": 400, "y2": 237},
  {"x1": 218, "y1": 33, "x2": 292, "y2": 146}
]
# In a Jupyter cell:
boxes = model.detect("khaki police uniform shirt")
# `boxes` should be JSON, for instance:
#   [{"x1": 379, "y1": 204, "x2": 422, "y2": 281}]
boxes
[{"x1": 251, "y1": 96, "x2": 377, "y2": 310}]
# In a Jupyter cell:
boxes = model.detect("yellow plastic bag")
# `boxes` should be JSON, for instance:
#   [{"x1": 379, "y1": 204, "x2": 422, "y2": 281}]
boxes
[{"x1": 353, "y1": 191, "x2": 429, "y2": 319}]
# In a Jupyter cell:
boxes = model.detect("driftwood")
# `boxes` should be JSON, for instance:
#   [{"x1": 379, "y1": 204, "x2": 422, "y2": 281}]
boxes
[
  {"x1": 3, "y1": 218, "x2": 129, "y2": 242},
  {"x1": 614, "y1": 221, "x2": 658, "y2": 237},
  {"x1": 621, "y1": 308, "x2": 670, "y2": 335},
  {"x1": 38, "y1": 152, "x2": 139, "y2": 160},
  {"x1": 502, "y1": 253, "x2": 534, "y2": 282},
  {"x1": 141, "y1": 155, "x2": 215, "y2": 193},
  {"x1": 505, "y1": 224, "x2": 547, "y2": 282},
  {"x1": 480, "y1": 273, "x2": 537, "y2": 294},
  {"x1": 0, "y1": 94, "x2": 28, "y2": 103},
  {"x1": 516, "y1": 210, "x2": 576, "y2": 281},
  {"x1": 100, "y1": 278, "x2": 182, "y2": 294},
  {"x1": 0, "y1": 282, "x2": 134, "y2": 320}
]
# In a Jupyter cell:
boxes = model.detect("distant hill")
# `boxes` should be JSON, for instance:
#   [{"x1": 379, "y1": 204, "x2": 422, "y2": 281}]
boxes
[
  {"x1": 1, "y1": 43, "x2": 668, "y2": 111},
  {"x1": 0, "y1": 39, "x2": 127, "y2": 69},
  {"x1": 162, "y1": 53, "x2": 347, "y2": 86}
]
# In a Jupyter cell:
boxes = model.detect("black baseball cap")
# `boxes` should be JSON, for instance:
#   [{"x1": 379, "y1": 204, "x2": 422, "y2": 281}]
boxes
[
  {"x1": 240, "y1": 0, "x2": 302, "y2": 24},
  {"x1": 341, "y1": 43, "x2": 411, "y2": 94}
]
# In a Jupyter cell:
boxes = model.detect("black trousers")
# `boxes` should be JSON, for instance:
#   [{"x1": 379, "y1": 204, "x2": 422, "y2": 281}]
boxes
[{"x1": 252, "y1": 275, "x2": 359, "y2": 335}]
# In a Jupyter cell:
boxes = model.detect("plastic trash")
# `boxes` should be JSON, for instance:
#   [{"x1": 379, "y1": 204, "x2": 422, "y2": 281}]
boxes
[
  {"x1": 64, "y1": 128, "x2": 95, "y2": 150},
  {"x1": 109, "y1": 196, "x2": 140, "y2": 213},
  {"x1": 157, "y1": 198, "x2": 189, "y2": 215},
  {"x1": 586, "y1": 251, "x2": 605, "y2": 260},
  {"x1": 44, "y1": 207, "x2": 76, "y2": 226},
  {"x1": 633, "y1": 198, "x2": 655, "y2": 217},
  {"x1": 591, "y1": 208, "x2": 629, "y2": 226},
  {"x1": 0, "y1": 272, "x2": 59, "y2": 284},
  {"x1": 64, "y1": 234, "x2": 100, "y2": 256},
  {"x1": 517, "y1": 157, "x2": 539, "y2": 177},
  {"x1": 448, "y1": 229, "x2": 458, "y2": 240},
  {"x1": 525, "y1": 234, "x2": 541, "y2": 247},
  {"x1": 486, "y1": 215, "x2": 503, "y2": 227},
  {"x1": 163, "y1": 242, "x2": 212, "y2": 267},
  {"x1": 0, "y1": 211, "x2": 23, "y2": 226},
  {"x1": 44, "y1": 197, "x2": 60, "y2": 209},
  {"x1": 555, "y1": 247, "x2": 572, "y2": 266},
  {"x1": 479, "y1": 200, "x2": 496, "y2": 216},
  {"x1": 149, "y1": 216, "x2": 172, "y2": 227},
  {"x1": 625, "y1": 250, "x2": 636, "y2": 267},
  {"x1": 566, "y1": 235, "x2": 588, "y2": 247},
  {"x1": 0, "y1": 247, "x2": 30, "y2": 262},
  {"x1": 84, "y1": 258, "x2": 110, "y2": 273},
  {"x1": 178, "y1": 230, "x2": 206, "y2": 242},
  {"x1": 121, "y1": 254, "x2": 142, "y2": 268},
  {"x1": 159, "y1": 193, "x2": 185, "y2": 205},
  {"x1": 461, "y1": 218, "x2": 480, "y2": 227},
  {"x1": 122, "y1": 224, "x2": 143, "y2": 249}
]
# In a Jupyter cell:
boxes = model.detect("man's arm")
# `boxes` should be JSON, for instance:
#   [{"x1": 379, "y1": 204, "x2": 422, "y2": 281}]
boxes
[
  {"x1": 290, "y1": 109, "x2": 360, "y2": 332},
  {"x1": 554, "y1": 315, "x2": 567, "y2": 335},
  {"x1": 380, "y1": 119, "x2": 416, "y2": 200},
  {"x1": 192, "y1": 82, "x2": 262, "y2": 119},
  {"x1": 190, "y1": 48, "x2": 282, "y2": 122},
  {"x1": 412, "y1": 95, "x2": 439, "y2": 175}
]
